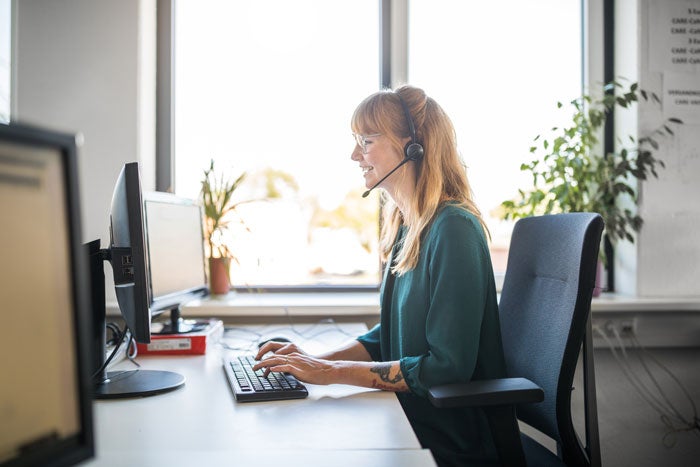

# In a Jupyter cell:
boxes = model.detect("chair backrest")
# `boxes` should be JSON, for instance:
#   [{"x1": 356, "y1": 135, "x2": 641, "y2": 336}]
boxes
[{"x1": 498, "y1": 213, "x2": 604, "y2": 465}]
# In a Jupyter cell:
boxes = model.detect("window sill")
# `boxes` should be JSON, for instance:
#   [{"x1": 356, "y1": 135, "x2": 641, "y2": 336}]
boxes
[
  {"x1": 178, "y1": 291, "x2": 700, "y2": 316},
  {"x1": 105, "y1": 291, "x2": 700, "y2": 319},
  {"x1": 591, "y1": 293, "x2": 700, "y2": 313},
  {"x1": 179, "y1": 291, "x2": 381, "y2": 317}
]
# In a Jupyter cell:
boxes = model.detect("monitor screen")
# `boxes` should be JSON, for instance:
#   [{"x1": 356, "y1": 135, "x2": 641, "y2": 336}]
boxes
[
  {"x1": 0, "y1": 123, "x2": 94, "y2": 466},
  {"x1": 143, "y1": 191, "x2": 207, "y2": 314}
]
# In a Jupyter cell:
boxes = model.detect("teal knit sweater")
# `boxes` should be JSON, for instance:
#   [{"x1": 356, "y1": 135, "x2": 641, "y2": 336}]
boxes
[{"x1": 357, "y1": 204, "x2": 506, "y2": 466}]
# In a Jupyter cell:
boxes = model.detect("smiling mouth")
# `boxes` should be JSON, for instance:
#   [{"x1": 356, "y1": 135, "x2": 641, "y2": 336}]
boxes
[{"x1": 362, "y1": 166, "x2": 374, "y2": 175}]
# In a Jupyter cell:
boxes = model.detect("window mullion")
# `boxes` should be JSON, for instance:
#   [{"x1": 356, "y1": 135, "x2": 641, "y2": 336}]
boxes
[{"x1": 380, "y1": 0, "x2": 409, "y2": 89}]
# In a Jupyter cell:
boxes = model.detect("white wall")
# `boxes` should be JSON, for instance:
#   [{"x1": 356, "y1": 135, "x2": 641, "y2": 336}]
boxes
[
  {"x1": 615, "y1": 0, "x2": 700, "y2": 297},
  {"x1": 13, "y1": 0, "x2": 156, "y2": 303}
]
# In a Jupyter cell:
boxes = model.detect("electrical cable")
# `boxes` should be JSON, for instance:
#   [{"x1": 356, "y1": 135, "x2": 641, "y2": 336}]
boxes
[
  {"x1": 593, "y1": 326, "x2": 671, "y2": 417},
  {"x1": 628, "y1": 333, "x2": 700, "y2": 445},
  {"x1": 610, "y1": 326, "x2": 678, "y2": 418},
  {"x1": 592, "y1": 324, "x2": 700, "y2": 447},
  {"x1": 91, "y1": 323, "x2": 128, "y2": 380},
  {"x1": 617, "y1": 328, "x2": 688, "y2": 426},
  {"x1": 125, "y1": 331, "x2": 140, "y2": 368},
  {"x1": 612, "y1": 326, "x2": 698, "y2": 442},
  {"x1": 105, "y1": 323, "x2": 121, "y2": 345},
  {"x1": 279, "y1": 307, "x2": 359, "y2": 341},
  {"x1": 630, "y1": 333, "x2": 698, "y2": 422},
  {"x1": 219, "y1": 313, "x2": 360, "y2": 352},
  {"x1": 295, "y1": 321, "x2": 359, "y2": 342},
  {"x1": 220, "y1": 327, "x2": 263, "y2": 352}
]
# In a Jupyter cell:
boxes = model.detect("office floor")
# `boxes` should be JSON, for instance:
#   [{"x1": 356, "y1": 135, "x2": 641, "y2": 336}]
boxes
[{"x1": 525, "y1": 347, "x2": 700, "y2": 466}]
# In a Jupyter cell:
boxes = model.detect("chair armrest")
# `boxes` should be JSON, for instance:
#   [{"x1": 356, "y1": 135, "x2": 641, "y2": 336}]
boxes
[{"x1": 428, "y1": 377, "x2": 544, "y2": 408}]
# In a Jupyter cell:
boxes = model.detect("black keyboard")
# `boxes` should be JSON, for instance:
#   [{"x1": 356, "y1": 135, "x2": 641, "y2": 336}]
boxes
[{"x1": 223, "y1": 355, "x2": 308, "y2": 402}]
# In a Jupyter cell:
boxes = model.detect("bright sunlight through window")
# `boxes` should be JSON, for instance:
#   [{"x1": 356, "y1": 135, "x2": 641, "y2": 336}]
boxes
[
  {"x1": 409, "y1": 0, "x2": 582, "y2": 274},
  {"x1": 174, "y1": 0, "x2": 581, "y2": 288},
  {"x1": 174, "y1": 0, "x2": 381, "y2": 288}
]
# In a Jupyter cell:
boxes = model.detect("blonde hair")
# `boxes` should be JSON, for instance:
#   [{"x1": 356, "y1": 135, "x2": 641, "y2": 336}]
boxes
[{"x1": 351, "y1": 85, "x2": 489, "y2": 275}]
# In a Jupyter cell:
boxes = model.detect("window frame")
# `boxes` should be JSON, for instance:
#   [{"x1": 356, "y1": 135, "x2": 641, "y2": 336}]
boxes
[{"x1": 0, "y1": 0, "x2": 11, "y2": 123}]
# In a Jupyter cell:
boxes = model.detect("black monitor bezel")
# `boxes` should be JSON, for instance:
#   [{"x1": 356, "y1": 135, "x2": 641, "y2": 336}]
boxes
[
  {"x1": 109, "y1": 162, "x2": 152, "y2": 343},
  {"x1": 0, "y1": 122, "x2": 94, "y2": 467}
]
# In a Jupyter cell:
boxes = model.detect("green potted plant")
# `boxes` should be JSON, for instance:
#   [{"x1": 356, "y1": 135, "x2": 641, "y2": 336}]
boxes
[
  {"x1": 200, "y1": 159, "x2": 248, "y2": 295},
  {"x1": 500, "y1": 80, "x2": 682, "y2": 292}
]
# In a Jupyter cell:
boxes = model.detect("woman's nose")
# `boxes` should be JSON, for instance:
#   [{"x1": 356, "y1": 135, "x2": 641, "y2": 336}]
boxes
[{"x1": 350, "y1": 145, "x2": 362, "y2": 161}]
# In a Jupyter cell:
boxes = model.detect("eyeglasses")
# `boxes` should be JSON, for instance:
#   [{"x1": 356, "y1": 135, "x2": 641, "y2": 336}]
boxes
[{"x1": 352, "y1": 133, "x2": 381, "y2": 154}]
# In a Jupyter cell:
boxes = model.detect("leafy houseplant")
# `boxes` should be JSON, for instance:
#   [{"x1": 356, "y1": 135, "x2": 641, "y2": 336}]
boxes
[
  {"x1": 200, "y1": 159, "x2": 248, "y2": 295},
  {"x1": 500, "y1": 81, "x2": 682, "y2": 288}
]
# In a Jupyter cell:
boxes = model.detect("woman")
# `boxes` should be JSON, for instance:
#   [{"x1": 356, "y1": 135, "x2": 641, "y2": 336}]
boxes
[{"x1": 253, "y1": 85, "x2": 506, "y2": 466}]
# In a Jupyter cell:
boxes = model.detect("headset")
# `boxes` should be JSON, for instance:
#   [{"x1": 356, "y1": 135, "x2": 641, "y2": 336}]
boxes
[
  {"x1": 362, "y1": 92, "x2": 424, "y2": 198},
  {"x1": 396, "y1": 92, "x2": 425, "y2": 162}
]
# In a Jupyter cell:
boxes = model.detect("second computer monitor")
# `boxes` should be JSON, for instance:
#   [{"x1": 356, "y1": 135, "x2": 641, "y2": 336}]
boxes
[{"x1": 143, "y1": 191, "x2": 208, "y2": 333}]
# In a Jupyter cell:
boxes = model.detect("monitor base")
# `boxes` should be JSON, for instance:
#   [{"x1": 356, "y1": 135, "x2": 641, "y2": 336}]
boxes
[{"x1": 94, "y1": 370, "x2": 185, "y2": 399}]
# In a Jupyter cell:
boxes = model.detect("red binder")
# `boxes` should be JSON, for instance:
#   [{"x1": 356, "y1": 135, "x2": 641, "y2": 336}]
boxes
[{"x1": 136, "y1": 319, "x2": 224, "y2": 356}]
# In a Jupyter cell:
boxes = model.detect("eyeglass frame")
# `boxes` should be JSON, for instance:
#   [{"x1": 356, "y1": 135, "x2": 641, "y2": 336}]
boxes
[{"x1": 352, "y1": 133, "x2": 382, "y2": 154}]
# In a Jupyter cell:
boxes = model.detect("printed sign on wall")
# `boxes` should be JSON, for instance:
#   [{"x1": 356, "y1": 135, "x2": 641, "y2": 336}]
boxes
[{"x1": 648, "y1": 0, "x2": 700, "y2": 72}]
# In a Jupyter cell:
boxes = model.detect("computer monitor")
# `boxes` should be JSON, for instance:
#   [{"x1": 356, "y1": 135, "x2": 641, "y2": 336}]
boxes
[
  {"x1": 143, "y1": 191, "x2": 208, "y2": 334},
  {"x1": 0, "y1": 122, "x2": 94, "y2": 466},
  {"x1": 88, "y1": 162, "x2": 185, "y2": 399},
  {"x1": 108, "y1": 162, "x2": 151, "y2": 342}
]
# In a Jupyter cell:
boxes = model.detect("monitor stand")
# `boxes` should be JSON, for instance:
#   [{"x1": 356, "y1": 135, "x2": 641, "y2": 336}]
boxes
[
  {"x1": 152, "y1": 307, "x2": 209, "y2": 335},
  {"x1": 86, "y1": 239, "x2": 185, "y2": 399}
]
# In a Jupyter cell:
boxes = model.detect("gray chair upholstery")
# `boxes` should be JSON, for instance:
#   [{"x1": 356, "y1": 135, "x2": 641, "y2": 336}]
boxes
[{"x1": 429, "y1": 213, "x2": 604, "y2": 466}]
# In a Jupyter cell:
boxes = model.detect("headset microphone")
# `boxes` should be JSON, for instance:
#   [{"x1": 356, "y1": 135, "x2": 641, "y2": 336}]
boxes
[
  {"x1": 361, "y1": 92, "x2": 424, "y2": 199},
  {"x1": 361, "y1": 157, "x2": 412, "y2": 198}
]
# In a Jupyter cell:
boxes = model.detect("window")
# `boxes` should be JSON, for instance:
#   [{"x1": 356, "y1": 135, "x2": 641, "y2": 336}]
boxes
[
  {"x1": 409, "y1": 0, "x2": 582, "y2": 275},
  {"x1": 174, "y1": 0, "x2": 381, "y2": 288},
  {"x1": 172, "y1": 0, "x2": 582, "y2": 289}
]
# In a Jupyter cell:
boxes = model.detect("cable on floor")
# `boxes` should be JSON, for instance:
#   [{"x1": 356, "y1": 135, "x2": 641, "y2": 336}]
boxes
[{"x1": 592, "y1": 325, "x2": 699, "y2": 447}]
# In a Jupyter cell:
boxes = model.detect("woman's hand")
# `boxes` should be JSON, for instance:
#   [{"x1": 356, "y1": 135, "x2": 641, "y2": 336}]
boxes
[
  {"x1": 251, "y1": 340, "x2": 408, "y2": 392},
  {"x1": 252, "y1": 352, "x2": 339, "y2": 386}
]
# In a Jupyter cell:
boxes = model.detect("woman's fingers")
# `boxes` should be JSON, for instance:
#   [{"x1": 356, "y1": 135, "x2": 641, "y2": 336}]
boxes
[
  {"x1": 252, "y1": 353, "x2": 336, "y2": 385},
  {"x1": 254, "y1": 341, "x2": 301, "y2": 360},
  {"x1": 253, "y1": 353, "x2": 295, "y2": 376}
]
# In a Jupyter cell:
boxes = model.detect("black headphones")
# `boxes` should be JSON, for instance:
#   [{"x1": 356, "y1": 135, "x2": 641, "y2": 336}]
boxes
[
  {"x1": 360, "y1": 92, "x2": 424, "y2": 198},
  {"x1": 396, "y1": 93, "x2": 425, "y2": 162}
]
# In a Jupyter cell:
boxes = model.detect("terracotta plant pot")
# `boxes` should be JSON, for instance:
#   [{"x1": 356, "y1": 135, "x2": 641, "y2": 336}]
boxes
[{"x1": 209, "y1": 257, "x2": 231, "y2": 295}]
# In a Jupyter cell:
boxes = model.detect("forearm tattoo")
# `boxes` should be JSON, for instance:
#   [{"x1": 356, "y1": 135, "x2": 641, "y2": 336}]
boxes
[{"x1": 370, "y1": 362, "x2": 404, "y2": 384}]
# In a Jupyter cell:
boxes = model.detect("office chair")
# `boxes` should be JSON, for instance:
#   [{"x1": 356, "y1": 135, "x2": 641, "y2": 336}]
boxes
[{"x1": 429, "y1": 213, "x2": 604, "y2": 467}]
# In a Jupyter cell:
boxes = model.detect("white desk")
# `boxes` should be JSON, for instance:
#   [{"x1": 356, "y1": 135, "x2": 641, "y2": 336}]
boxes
[{"x1": 83, "y1": 323, "x2": 435, "y2": 466}]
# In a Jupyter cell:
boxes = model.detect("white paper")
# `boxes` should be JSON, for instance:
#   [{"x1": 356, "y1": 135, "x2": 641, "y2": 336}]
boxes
[
  {"x1": 663, "y1": 72, "x2": 700, "y2": 123},
  {"x1": 648, "y1": 0, "x2": 700, "y2": 73}
]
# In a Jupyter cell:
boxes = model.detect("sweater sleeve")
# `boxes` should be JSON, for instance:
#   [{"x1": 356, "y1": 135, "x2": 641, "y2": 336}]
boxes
[
  {"x1": 399, "y1": 213, "x2": 492, "y2": 397},
  {"x1": 356, "y1": 323, "x2": 382, "y2": 362}
]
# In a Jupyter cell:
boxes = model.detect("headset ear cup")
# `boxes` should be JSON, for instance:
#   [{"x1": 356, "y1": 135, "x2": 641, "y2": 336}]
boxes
[{"x1": 404, "y1": 142, "x2": 424, "y2": 161}]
